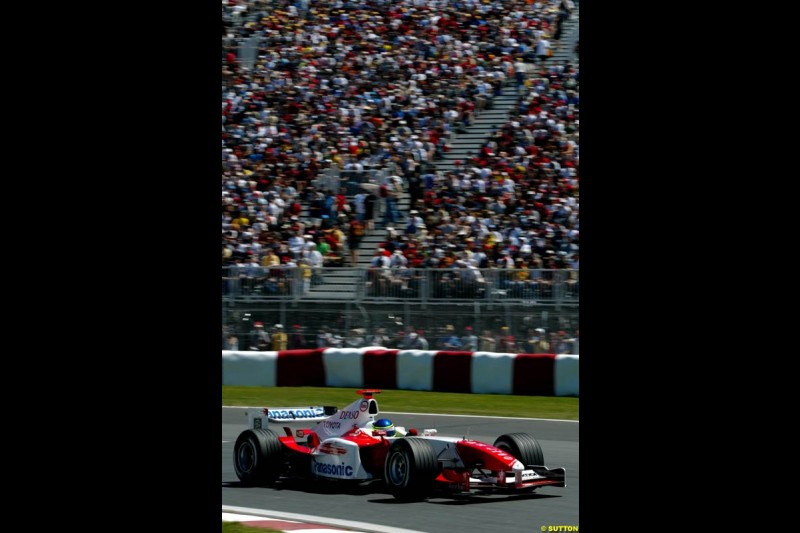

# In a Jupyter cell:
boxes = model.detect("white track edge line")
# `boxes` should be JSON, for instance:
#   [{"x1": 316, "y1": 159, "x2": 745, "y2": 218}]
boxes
[{"x1": 221, "y1": 505, "x2": 425, "y2": 533}]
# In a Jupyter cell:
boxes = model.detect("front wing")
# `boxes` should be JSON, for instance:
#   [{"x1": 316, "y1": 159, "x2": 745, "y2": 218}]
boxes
[{"x1": 439, "y1": 465, "x2": 566, "y2": 493}]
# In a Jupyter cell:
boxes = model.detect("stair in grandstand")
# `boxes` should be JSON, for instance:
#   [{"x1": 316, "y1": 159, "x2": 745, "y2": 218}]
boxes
[
  {"x1": 551, "y1": 7, "x2": 579, "y2": 63},
  {"x1": 305, "y1": 267, "x2": 363, "y2": 301},
  {"x1": 355, "y1": 231, "x2": 390, "y2": 269},
  {"x1": 433, "y1": 93, "x2": 522, "y2": 175},
  {"x1": 345, "y1": 94, "x2": 524, "y2": 274}
]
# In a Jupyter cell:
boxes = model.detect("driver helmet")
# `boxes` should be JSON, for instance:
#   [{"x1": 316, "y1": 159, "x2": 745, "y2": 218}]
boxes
[{"x1": 372, "y1": 418, "x2": 396, "y2": 436}]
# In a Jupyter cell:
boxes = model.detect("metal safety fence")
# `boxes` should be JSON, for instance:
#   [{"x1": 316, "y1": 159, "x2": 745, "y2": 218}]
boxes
[
  {"x1": 312, "y1": 168, "x2": 387, "y2": 196},
  {"x1": 222, "y1": 266, "x2": 578, "y2": 306},
  {"x1": 221, "y1": 301, "x2": 579, "y2": 355}
]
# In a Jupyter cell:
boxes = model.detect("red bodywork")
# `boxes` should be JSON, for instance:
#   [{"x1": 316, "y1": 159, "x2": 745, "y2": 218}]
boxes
[
  {"x1": 455, "y1": 440, "x2": 520, "y2": 472},
  {"x1": 275, "y1": 424, "x2": 391, "y2": 477}
]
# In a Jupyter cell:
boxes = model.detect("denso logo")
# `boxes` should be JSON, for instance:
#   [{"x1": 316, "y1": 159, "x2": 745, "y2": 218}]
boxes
[
  {"x1": 339, "y1": 410, "x2": 360, "y2": 420},
  {"x1": 314, "y1": 463, "x2": 353, "y2": 477}
]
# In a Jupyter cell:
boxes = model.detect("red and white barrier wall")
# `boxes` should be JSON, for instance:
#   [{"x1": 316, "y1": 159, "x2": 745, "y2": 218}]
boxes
[{"x1": 222, "y1": 348, "x2": 579, "y2": 396}]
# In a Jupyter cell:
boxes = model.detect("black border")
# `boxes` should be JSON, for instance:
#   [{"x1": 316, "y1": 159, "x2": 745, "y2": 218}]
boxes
[
  {"x1": 55, "y1": 1, "x2": 222, "y2": 527},
  {"x1": 577, "y1": 1, "x2": 734, "y2": 527}
]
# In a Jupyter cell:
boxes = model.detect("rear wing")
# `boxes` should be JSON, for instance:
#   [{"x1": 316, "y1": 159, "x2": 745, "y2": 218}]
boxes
[
  {"x1": 246, "y1": 391, "x2": 382, "y2": 433},
  {"x1": 246, "y1": 406, "x2": 338, "y2": 430}
]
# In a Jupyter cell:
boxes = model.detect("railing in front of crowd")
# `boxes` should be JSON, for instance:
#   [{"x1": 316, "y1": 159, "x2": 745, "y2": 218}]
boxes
[
  {"x1": 313, "y1": 168, "x2": 388, "y2": 196},
  {"x1": 222, "y1": 266, "x2": 578, "y2": 305},
  {"x1": 221, "y1": 301, "x2": 579, "y2": 355},
  {"x1": 362, "y1": 266, "x2": 578, "y2": 304}
]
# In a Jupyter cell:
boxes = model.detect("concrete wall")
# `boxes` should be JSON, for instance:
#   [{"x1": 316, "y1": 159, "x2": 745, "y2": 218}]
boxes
[{"x1": 222, "y1": 349, "x2": 579, "y2": 396}]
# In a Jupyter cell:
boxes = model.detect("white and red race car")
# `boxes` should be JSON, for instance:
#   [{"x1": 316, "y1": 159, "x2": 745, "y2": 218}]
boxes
[{"x1": 233, "y1": 389, "x2": 565, "y2": 500}]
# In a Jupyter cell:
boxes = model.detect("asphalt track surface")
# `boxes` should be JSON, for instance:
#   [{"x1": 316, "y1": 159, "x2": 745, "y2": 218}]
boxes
[{"x1": 222, "y1": 408, "x2": 579, "y2": 533}]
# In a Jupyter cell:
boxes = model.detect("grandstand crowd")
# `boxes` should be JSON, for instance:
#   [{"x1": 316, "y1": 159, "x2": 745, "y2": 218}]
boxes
[
  {"x1": 221, "y1": 0, "x2": 578, "y2": 345},
  {"x1": 222, "y1": 0, "x2": 580, "y2": 353}
]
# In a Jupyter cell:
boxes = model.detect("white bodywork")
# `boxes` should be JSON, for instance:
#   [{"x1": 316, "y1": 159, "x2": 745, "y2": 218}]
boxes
[
  {"x1": 310, "y1": 397, "x2": 378, "y2": 438},
  {"x1": 310, "y1": 437, "x2": 372, "y2": 480},
  {"x1": 246, "y1": 406, "x2": 330, "y2": 430}
]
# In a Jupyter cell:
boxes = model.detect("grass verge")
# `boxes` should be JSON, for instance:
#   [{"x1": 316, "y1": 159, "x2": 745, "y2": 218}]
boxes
[{"x1": 222, "y1": 386, "x2": 578, "y2": 420}]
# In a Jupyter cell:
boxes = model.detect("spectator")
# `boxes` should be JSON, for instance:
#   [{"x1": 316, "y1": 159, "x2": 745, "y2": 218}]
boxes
[
  {"x1": 354, "y1": 191, "x2": 367, "y2": 222},
  {"x1": 406, "y1": 331, "x2": 425, "y2": 350},
  {"x1": 345, "y1": 328, "x2": 366, "y2": 349},
  {"x1": 555, "y1": 330, "x2": 572, "y2": 354},
  {"x1": 317, "y1": 326, "x2": 335, "y2": 348},
  {"x1": 392, "y1": 330, "x2": 408, "y2": 349},
  {"x1": 536, "y1": 37, "x2": 551, "y2": 65},
  {"x1": 261, "y1": 249, "x2": 280, "y2": 268},
  {"x1": 347, "y1": 215, "x2": 366, "y2": 266},
  {"x1": 288, "y1": 324, "x2": 305, "y2": 349},
  {"x1": 257, "y1": 334, "x2": 270, "y2": 352},
  {"x1": 571, "y1": 329, "x2": 579, "y2": 354},
  {"x1": 498, "y1": 326, "x2": 516, "y2": 352},
  {"x1": 530, "y1": 328, "x2": 550, "y2": 353},
  {"x1": 382, "y1": 177, "x2": 401, "y2": 226},
  {"x1": 479, "y1": 329, "x2": 497, "y2": 352},
  {"x1": 524, "y1": 327, "x2": 541, "y2": 353},
  {"x1": 316, "y1": 235, "x2": 331, "y2": 257},
  {"x1": 414, "y1": 330, "x2": 430, "y2": 350},
  {"x1": 225, "y1": 334, "x2": 239, "y2": 351},
  {"x1": 297, "y1": 258, "x2": 312, "y2": 294},
  {"x1": 303, "y1": 241, "x2": 324, "y2": 285},
  {"x1": 461, "y1": 326, "x2": 479, "y2": 352},
  {"x1": 250, "y1": 321, "x2": 269, "y2": 351},
  {"x1": 547, "y1": 331, "x2": 561, "y2": 354},
  {"x1": 368, "y1": 327, "x2": 391, "y2": 348},
  {"x1": 364, "y1": 190, "x2": 377, "y2": 232},
  {"x1": 440, "y1": 325, "x2": 463, "y2": 350},
  {"x1": 513, "y1": 56, "x2": 528, "y2": 92},
  {"x1": 271, "y1": 324, "x2": 288, "y2": 351}
]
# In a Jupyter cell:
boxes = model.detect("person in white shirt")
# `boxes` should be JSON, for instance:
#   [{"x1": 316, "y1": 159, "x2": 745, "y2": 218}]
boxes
[
  {"x1": 351, "y1": 192, "x2": 366, "y2": 222},
  {"x1": 536, "y1": 38, "x2": 551, "y2": 65},
  {"x1": 513, "y1": 58, "x2": 527, "y2": 91},
  {"x1": 287, "y1": 233, "x2": 305, "y2": 258}
]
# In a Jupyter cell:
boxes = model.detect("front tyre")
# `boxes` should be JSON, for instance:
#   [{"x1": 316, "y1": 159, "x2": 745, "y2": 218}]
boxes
[
  {"x1": 493, "y1": 432, "x2": 545, "y2": 467},
  {"x1": 384, "y1": 438, "x2": 438, "y2": 501},
  {"x1": 233, "y1": 428, "x2": 283, "y2": 485}
]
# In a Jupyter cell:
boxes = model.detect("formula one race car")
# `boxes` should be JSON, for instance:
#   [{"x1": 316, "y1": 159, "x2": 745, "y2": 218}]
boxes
[{"x1": 233, "y1": 390, "x2": 565, "y2": 500}]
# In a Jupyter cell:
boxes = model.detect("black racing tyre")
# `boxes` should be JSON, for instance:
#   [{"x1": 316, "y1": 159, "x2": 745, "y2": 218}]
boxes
[
  {"x1": 233, "y1": 428, "x2": 283, "y2": 485},
  {"x1": 493, "y1": 432, "x2": 545, "y2": 467},
  {"x1": 384, "y1": 437, "x2": 438, "y2": 501}
]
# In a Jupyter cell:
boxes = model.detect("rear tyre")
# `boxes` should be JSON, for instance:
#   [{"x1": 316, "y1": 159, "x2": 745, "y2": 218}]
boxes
[
  {"x1": 384, "y1": 438, "x2": 438, "y2": 501},
  {"x1": 233, "y1": 428, "x2": 283, "y2": 485},
  {"x1": 493, "y1": 432, "x2": 545, "y2": 467}
]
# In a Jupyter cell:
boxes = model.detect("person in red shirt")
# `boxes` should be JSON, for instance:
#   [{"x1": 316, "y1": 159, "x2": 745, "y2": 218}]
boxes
[
  {"x1": 347, "y1": 215, "x2": 366, "y2": 266},
  {"x1": 335, "y1": 187, "x2": 348, "y2": 215},
  {"x1": 289, "y1": 324, "x2": 305, "y2": 349},
  {"x1": 498, "y1": 326, "x2": 517, "y2": 352}
]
